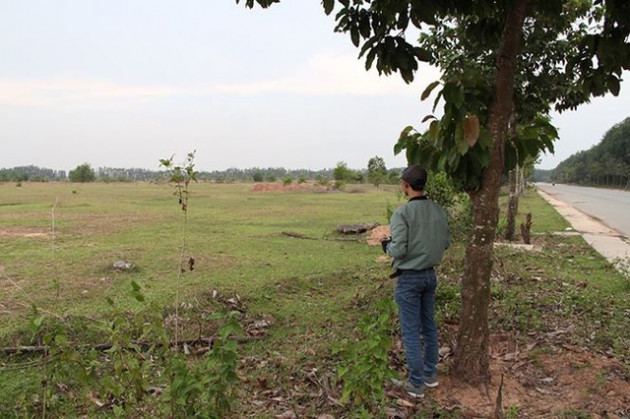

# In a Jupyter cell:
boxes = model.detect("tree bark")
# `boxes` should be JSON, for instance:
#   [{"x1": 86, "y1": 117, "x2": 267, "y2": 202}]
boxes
[
  {"x1": 517, "y1": 164, "x2": 525, "y2": 195},
  {"x1": 453, "y1": 0, "x2": 529, "y2": 385}
]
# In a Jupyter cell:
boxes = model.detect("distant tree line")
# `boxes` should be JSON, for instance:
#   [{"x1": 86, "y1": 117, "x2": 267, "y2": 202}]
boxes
[
  {"x1": 550, "y1": 117, "x2": 630, "y2": 188},
  {"x1": 0, "y1": 166, "x2": 66, "y2": 182},
  {"x1": 204, "y1": 167, "x2": 333, "y2": 183},
  {"x1": 530, "y1": 168, "x2": 553, "y2": 183},
  {"x1": 0, "y1": 157, "x2": 405, "y2": 185}
]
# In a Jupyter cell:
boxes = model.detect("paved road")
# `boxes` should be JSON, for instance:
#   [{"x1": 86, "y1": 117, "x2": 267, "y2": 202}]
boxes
[{"x1": 536, "y1": 183, "x2": 630, "y2": 237}]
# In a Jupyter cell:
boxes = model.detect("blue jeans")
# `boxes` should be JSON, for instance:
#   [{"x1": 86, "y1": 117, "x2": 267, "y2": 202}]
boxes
[{"x1": 394, "y1": 269, "x2": 439, "y2": 386}]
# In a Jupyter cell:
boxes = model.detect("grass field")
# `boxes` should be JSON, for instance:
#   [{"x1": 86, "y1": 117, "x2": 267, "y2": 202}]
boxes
[
  {"x1": 1, "y1": 181, "x2": 628, "y2": 417},
  {"x1": 0, "y1": 182, "x2": 397, "y2": 333}
]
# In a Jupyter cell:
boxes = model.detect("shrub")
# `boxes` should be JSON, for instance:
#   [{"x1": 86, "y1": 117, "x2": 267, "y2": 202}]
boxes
[
  {"x1": 367, "y1": 156, "x2": 387, "y2": 187},
  {"x1": 68, "y1": 163, "x2": 96, "y2": 183},
  {"x1": 333, "y1": 162, "x2": 351, "y2": 181},
  {"x1": 315, "y1": 175, "x2": 330, "y2": 187},
  {"x1": 335, "y1": 299, "x2": 396, "y2": 409},
  {"x1": 424, "y1": 171, "x2": 457, "y2": 210}
]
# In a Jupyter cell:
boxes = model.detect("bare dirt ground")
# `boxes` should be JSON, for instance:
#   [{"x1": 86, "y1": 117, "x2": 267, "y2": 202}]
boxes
[
  {"x1": 413, "y1": 338, "x2": 630, "y2": 417},
  {"x1": 0, "y1": 226, "x2": 48, "y2": 238},
  {"x1": 251, "y1": 182, "x2": 331, "y2": 193}
]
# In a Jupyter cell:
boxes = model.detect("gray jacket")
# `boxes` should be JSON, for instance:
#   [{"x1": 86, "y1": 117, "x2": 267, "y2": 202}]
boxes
[{"x1": 386, "y1": 196, "x2": 450, "y2": 271}]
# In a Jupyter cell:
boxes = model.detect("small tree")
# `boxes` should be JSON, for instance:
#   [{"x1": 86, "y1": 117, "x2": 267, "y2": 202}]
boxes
[
  {"x1": 252, "y1": 170, "x2": 263, "y2": 182},
  {"x1": 68, "y1": 163, "x2": 96, "y2": 183},
  {"x1": 367, "y1": 156, "x2": 387, "y2": 188},
  {"x1": 333, "y1": 161, "x2": 351, "y2": 182}
]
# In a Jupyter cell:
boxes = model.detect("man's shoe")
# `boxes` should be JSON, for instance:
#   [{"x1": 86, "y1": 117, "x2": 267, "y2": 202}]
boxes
[
  {"x1": 424, "y1": 374, "x2": 438, "y2": 388},
  {"x1": 390, "y1": 378, "x2": 425, "y2": 398}
]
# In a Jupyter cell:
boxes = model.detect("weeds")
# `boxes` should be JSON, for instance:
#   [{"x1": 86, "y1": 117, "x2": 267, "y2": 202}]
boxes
[
  {"x1": 159, "y1": 151, "x2": 197, "y2": 347},
  {"x1": 1, "y1": 152, "x2": 244, "y2": 416},
  {"x1": 335, "y1": 298, "x2": 396, "y2": 411},
  {"x1": 51, "y1": 197, "x2": 59, "y2": 298},
  {"x1": 505, "y1": 404, "x2": 521, "y2": 419},
  {"x1": 19, "y1": 281, "x2": 244, "y2": 417}
]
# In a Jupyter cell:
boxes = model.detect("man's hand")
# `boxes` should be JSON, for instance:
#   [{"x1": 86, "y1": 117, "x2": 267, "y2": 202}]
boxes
[{"x1": 381, "y1": 237, "x2": 391, "y2": 253}]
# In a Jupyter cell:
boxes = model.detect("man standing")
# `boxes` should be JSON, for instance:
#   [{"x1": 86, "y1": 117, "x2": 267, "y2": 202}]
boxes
[{"x1": 382, "y1": 165, "x2": 450, "y2": 398}]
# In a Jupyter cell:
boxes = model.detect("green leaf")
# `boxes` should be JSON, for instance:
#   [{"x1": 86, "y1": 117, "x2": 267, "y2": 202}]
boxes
[
  {"x1": 413, "y1": 47, "x2": 432, "y2": 62},
  {"x1": 455, "y1": 123, "x2": 469, "y2": 155},
  {"x1": 350, "y1": 28, "x2": 360, "y2": 47},
  {"x1": 365, "y1": 47, "x2": 377, "y2": 70},
  {"x1": 608, "y1": 75, "x2": 620, "y2": 96},
  {"x1": 399, "y1": 125, "x2": 414, "y2": 138},
  {"x1": 421, "y1": 81, "x2": 440, "y2": 101},
  {"x1": 429, "y1": 120, "x2": 440, "y2": 140},
  {"x1": 322, "y1": 0, "x2": 334, "y2": 15},
  {"x1": 29, "y1": 315, "x2": 45, "y2": 334},
  {"x1": 55, "y1": 334, "x2": 68, "y2": 345},
  {"x1": 359, "y1": 12, "x2": 371, "y2": 38},
  {"x1": 421, "y1": 114, "x2": 436, "y2": 123},
  {"x1": 34, "y1": 315, "x2": 44, "y2": 327},
  {"x1": 432, "y1": 90, "x2": 443, "y2": 113}
]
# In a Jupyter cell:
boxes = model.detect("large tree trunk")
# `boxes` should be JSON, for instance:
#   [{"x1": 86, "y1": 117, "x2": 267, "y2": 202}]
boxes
[
  {"x1": 505, "y1": 167, "x2": 518, "y2": 241},
  {"x1": 453, "y1": 0, "x2": 529, "y2": 385}
]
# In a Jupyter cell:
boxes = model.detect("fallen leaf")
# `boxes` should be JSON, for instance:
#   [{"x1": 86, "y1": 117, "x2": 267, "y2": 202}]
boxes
[
  {"x1": 396, "y1": 398, "x2": 416, "y2": 408},
  {"x1": 275, "y1": 411, "x2": 297, "y2": 419},
  {"x1": 88, "y1": 392, "x2": 105, "y2": 408},
  {"x1": 504, "y1": 352, "x2": 519, "y2": 361}
]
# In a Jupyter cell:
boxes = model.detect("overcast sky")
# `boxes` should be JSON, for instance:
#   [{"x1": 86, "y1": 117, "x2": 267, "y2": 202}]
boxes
[{"x1": 2, "y1": 1, "x2": 628, "y2": 173}]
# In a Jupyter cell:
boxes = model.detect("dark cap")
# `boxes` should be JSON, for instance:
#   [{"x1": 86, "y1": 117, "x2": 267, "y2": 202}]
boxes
[{"x1": 401, "y1": 165, "x2": 427, "y2": 190}]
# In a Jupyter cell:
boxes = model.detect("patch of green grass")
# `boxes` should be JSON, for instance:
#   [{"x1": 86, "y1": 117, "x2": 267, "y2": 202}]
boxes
[
  {"x1": 499, "y1": 186, "x2": 570, "y2": 234},
  {"x1": 491, "y1": 190, "x2": 630, "y2": 368},
  {"x1": 558, "y1": 409, "x2": 592, "y2": 419},
  {"x1": 0, "y1": 182, "x2": 393, "y2": 337}
]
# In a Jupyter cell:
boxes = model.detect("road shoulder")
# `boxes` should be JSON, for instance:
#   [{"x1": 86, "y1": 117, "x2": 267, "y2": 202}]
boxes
[{"x1": 537, "y1": 188, "x2": 630, "y2": 270}]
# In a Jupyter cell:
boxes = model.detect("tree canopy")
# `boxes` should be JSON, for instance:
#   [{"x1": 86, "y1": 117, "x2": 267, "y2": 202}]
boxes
[
  {"x1": 552, "y1": 116, "x2": 630, "y2": 187},
  {"x1": 68, "y1": 163, "x2": 96, "y2": 183},
  {"x1": 367, "y1": 156, "x2": 387, "y2": 187}
]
